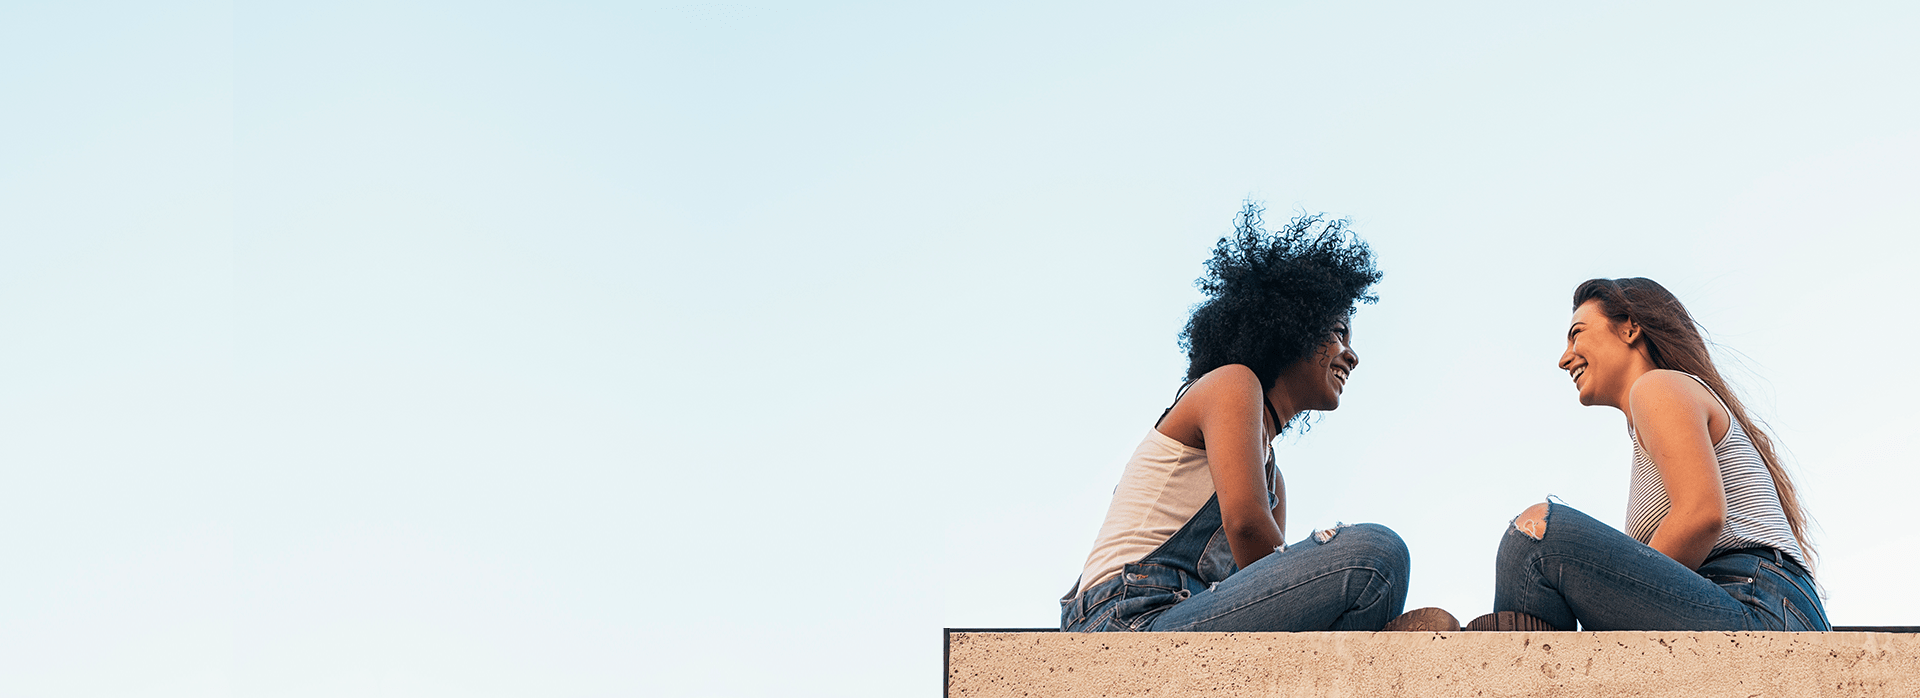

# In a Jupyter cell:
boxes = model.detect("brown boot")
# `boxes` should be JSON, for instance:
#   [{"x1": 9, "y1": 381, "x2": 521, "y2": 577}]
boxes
[
  {"x1": 1464, "y1": 611, "x2": 1558, "y2": 631},
  {"x1": 1382, "y1": 607, "x2": 1461, "y2": 632}
]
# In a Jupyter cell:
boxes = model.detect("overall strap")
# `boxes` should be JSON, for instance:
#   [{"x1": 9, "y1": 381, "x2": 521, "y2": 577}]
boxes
[{"x1": 1136, "y1": 493, "x2": 1226, "y2": 568}]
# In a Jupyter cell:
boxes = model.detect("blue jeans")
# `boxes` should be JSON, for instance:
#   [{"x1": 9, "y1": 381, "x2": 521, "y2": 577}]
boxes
[
  {"x1": 1494, "y1": 503, "x2": 1830, "y2": 631},
  {"x1": 1061, "y1": 495, "x2": 1410, "y2": 632}
]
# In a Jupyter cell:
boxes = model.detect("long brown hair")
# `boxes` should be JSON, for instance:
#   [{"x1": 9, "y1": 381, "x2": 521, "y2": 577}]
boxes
[{"x1": 1573, "y1": 278, "x2": 1815, "y2": 563}]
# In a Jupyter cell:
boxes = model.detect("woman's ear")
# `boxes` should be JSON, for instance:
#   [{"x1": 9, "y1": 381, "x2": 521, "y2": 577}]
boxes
[{"x1": 1620, "y1": 319, "x2": 1641, "y2": 345}]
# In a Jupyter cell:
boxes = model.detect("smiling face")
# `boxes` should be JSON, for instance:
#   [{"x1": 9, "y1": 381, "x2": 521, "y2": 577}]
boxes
[
  {"x1": 1275, "y1": 319, "x2": 1359, "y2": 413},
  {"x1": 1558, "y1": 299, "x2": 1648, "y2": 409}
]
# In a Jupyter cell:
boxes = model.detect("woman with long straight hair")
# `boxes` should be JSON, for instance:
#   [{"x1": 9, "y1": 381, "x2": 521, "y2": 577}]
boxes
[
  {"x1": 1473, "y1": 278, "x2": 1827, "y2": 631},
  {"x1": 1060, "y1": 203, "x2": 1453, "y2": 633}
]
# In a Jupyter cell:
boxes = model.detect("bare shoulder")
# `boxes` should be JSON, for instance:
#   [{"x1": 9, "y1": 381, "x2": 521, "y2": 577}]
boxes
[
  {"x1": 1629, "y1": 369, "x2": 1716, "y2": 413},
  {"x1": 1193, "y1": 364, "x2": 1262, "y2": 394},
  {"x1": 1158, "y1": 365, "x2": 1263, "y2": 449},
  {"x1": 1181, "y1": 364, "x2": 1264, "y2": 416}
]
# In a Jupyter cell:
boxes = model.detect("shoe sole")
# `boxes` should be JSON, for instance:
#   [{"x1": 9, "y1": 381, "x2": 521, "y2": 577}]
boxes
[
  {"x1": 1465, "y1": 611, "x2": 1558, "y2": 631},
  {"x1": 1382, "y1": 607, "x2": 1461, "y2": 632}
]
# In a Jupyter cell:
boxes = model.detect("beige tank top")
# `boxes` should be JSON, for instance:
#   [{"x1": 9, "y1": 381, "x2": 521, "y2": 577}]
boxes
[{"x1": 1077, "y1": 428, "x2": 1274, "y2": 590}]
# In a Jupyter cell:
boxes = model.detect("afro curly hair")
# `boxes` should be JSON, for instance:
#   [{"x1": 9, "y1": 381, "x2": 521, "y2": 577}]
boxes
[{"x1": 1179, "y1": 201, "x2": 1382, "y2": 392}]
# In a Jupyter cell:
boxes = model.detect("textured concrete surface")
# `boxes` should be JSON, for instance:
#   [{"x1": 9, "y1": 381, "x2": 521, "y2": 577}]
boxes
[{"x1": 947, "y1": 631, "x2": 1920, "y2": 697}]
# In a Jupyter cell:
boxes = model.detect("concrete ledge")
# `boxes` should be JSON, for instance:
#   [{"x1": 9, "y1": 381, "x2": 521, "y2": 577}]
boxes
[{"x1": 946, "y1": 630, "x2": 1920, "y2": 697}]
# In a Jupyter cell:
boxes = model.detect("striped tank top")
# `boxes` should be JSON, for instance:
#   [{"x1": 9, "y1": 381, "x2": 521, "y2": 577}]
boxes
[{"x1": 1625, "y1": 371, "x2": 1808, "y2": 570}]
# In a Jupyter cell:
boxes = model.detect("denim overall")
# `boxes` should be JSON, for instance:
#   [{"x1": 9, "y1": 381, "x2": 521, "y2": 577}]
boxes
[{"x1": 1060, "y1": 491, "x2": 1266, "y2": 632}]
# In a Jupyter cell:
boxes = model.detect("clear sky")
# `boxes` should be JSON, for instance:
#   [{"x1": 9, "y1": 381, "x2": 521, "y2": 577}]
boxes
[{"x1": 2, "y1": 2, "x2": 1916, "y2": 696}]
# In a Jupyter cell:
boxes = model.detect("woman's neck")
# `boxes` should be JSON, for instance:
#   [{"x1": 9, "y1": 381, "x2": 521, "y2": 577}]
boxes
[
  {"x1": 1609, "y1": 355, "x2": 1661, "y2": 421},
  {"x1": 1263, "y1": 385, "x2": 1303, "y2": 437}
]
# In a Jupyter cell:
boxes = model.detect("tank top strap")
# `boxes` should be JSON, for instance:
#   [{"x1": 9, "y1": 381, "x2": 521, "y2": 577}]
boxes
[
  {"x1": 1154, "y1": 378, "x2": 1200, "y2": 429},
  {"x1": 1155, "y1": 378, "x2": 1285, "y2": 438},
  {"x1": 1668, "y1": 370, "x2": 1734, "y2": 423}
]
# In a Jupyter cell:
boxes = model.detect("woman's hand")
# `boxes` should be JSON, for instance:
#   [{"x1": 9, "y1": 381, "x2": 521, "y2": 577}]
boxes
[{"x1": 1629, "y1": 370, "x2": 1728, "y2": 570}]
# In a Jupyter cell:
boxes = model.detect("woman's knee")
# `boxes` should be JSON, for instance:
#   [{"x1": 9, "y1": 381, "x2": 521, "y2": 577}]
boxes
[
  {"x1": 1513, "y1": 502, "x2": 1551, "y2": 540},
  {"x1": 1334, "y1": 522, "x2": 1404, "y2": 547},
  {"x1": 1334, "y1": 523, "x2": 1410, "y2": 570}
]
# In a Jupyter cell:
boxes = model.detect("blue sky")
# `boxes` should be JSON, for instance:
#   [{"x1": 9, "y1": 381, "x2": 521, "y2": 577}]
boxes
[{"x1": 2, "y1": 2, "x2": 1916, "y2": 696}]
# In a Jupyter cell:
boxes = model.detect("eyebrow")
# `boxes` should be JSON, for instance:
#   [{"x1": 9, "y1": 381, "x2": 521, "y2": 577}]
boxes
[{"x1": 1566, "y1": 322, "x2": 1586, "y2": 339}]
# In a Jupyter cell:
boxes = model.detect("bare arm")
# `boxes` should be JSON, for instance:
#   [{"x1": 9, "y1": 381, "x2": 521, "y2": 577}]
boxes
[
  {"x1": 1270, "y1": 466, "x2": 1286, "y2": 544},
  {"x1": 1630, "y1": 371, "x2": 1727, "y2": 570},
  {"x1": 1192, "y1": 367, "x2": 1284, "y2": 569}
]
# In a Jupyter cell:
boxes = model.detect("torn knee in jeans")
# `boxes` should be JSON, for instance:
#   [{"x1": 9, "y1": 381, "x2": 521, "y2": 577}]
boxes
[
  {"x1": 1314, "y1": 522, "x2": 1348, "y2": 544},
  {"x1": 1513, "y1": 502, "x2": 1550, "y2": 540}
]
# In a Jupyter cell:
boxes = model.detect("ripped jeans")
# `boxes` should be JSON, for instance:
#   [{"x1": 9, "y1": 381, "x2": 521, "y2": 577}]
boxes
[
  {"x1": 1494, "y1": 503, "x2": 1829, "y2": 631},
  {"x1": 1061, "y1": 494, "x2": 1411, "y2": 632}
]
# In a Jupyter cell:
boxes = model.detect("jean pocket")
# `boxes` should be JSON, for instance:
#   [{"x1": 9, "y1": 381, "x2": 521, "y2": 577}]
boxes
[
  {"x1": 1756, "y1": 560, "x2": 1826, "y2": 631},
  {"x1": 1120, "y1": 562, "x2": 1187, "y2": 592},
  {"x1": 1759, "y1": 560, "x2": 1819, "y2": 600},
  {"x1": 1115, "y1": 562, "x2": 1189, "y2": 631},
  {"x1": 1061, "y1": 575, "x2": 1127, "y2": 631},
  {"x1": 1781, "y1": 596, "x2": 1815, "y2": 631},
  {"x1": 1060, "y1": 595, "x2": 1085, "y2": 630},
  {"x1": 1706, "y1": 574, "x2": 1756, "y2": 604}
]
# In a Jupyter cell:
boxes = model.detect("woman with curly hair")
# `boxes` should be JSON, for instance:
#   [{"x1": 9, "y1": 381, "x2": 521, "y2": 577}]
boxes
[
  {"x1": 1471, "y1": 278, "x2": 1828, "y2": 631},
  {"x1": 1060, "y1": 203, "x2": 1447, "y2": 633}
]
